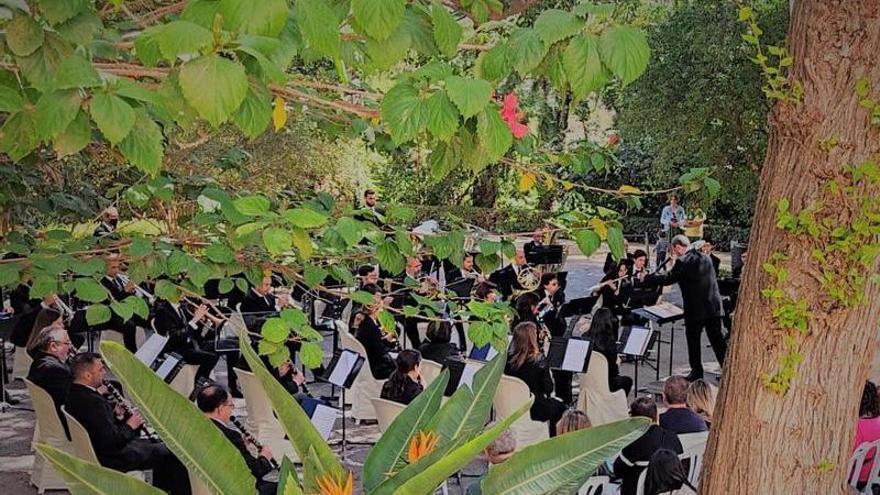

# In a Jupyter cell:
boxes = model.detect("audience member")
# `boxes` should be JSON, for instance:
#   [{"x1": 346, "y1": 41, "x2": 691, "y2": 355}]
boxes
[
  {"x1": 644, "y1": 449, "x2": 696, "y2": 495},
  {"x1": 505, "y1": 321, "x2": 566, "y2": 436},
  {"x1": 380, "y1": 350, "x2": 424, "y2": 405},
  {"x1": 585, "y1": 308, "x2": 632, "y2": 396},
  {"x1": 418, "y1": 321, "x2": 462, "y2": 364},
  {"x1": 614, "y1": 397, "x2": 683, "y2": 495},
  {"x1": 466, "y1": 426, "x2": 517, "y2": 494},
  {"x1": 853, "y1": 381, "x2": 880, "y2": 486},
  {"x1": 687, "y1": 379, "x2": 716, "y2": 428},
  {"x1": 556, "y1": 409, "x2": 591, "y2": 435},
  {"x1": 659, "y1": 375, "x2": 708, "y2": 434}
]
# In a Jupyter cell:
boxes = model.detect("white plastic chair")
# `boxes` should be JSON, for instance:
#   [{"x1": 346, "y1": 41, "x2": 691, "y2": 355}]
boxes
[
  {"x1": 576, "y1": 353, "x2": 628, "y2": 426},
  {"x1": 420, "y1": 359, "x2": 443, "y2": 388},
  {"x1": 234, "y1": 368, "x2": 298, "y2": 463},
  {"x1": 12, "y1": 345, "x2": 32, "y2": 380},
  {"x1": 494, "y1": 375, "x2": 549, "y2": 448},
  {"x1": 61, "y1": 406, "x2": 146, "y2": 481},
  {"x1": 189, "y1": 469, "x2": 213, "y2": 495},
  {"x1": 848, "y1": 439, "x2": 880, "y2": 490},
  {"x1": 370, "y1": 397, "x2": 407, "y2": 433},
  {"x1": 168, "y1": 363, "x2": 200, "y2": 398},
  {"x1": 579, "y1": 475, "x2": 611, "y2": 495},
  {"x1": 339, "y1": 331, "x2": 386, "y2": 422},
  {"x1": 25, "y1": 380, "x2": 72, "y2": 493},
  {"x1": 678, "y1": 451, "x2": 702, "y2": 489},
  {"x1": 677, "y1": 431, "x2": 709, "y2": 455}
]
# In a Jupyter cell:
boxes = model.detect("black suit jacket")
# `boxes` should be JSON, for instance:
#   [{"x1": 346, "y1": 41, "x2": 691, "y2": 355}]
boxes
[
  {"x1": 66, "y1": 383, "x2": 138, "y2": 461},
  {"x1": 645, "y1": 250, "x2": 723, "y2": 322},
  {"x1": 152, "y1": 299, "x2": 204, "y2": 353},
  {"x1": 239, "y1": 290, "x2": 277, "y2": 315},
  {"x1": 212, "y1": 419, "x2": 273, "y2": 479},
  {"x1": 356, "y1": 316, "x2": 395, "y2": 380},
  {"x1": 28, "y1": 352, "x2": 72, "y2": 417}
]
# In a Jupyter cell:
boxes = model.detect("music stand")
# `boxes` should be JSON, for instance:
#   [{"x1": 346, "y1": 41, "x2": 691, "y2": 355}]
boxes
[
  {"x1": 632, "y1": 302, "x2": 684, "y2": 377},
  {"x1": 547, "y1": 337, "x2": 592, "y2": 373},
  {"x1": 320, "y1": 349, "x2": 366, "y2": 461},
  {"x1": 618, "y1": 326, "x2": 658, "y2": 395},
  {"x1": 446, "y1": 277, "x2": 476, "y2": 299},
  {"x1": 301, "y1": 396, "x2": 339, "y2": 441},
  {"x1": 525, "y1": 245, "x2": 564, "y2": 266}
]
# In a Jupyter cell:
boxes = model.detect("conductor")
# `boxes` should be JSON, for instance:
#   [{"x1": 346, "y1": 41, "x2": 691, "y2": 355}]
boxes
[{"x1": 641, "y1": 235, "x2": 726, "y2": 381}]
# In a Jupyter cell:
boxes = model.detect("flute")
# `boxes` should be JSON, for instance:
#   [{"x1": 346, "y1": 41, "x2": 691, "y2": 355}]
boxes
[
  {"x1": 230, "y1": 415, "x2": 279, "y2": 470},
  {"x1": 103, "y1": 380, "x2": 158, "y2": 441}
]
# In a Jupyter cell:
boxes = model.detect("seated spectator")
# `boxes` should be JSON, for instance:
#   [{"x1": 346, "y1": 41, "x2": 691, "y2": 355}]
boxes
[
  {"x1": 644, "y1": 449, "x2": 696, "y2": 495},
  {"x1": 659, "y1": 375, "x2": 708, "y2": 434},
  {"x1": 614, "y1": 397, "x2": 683, "y2": 495},
  {"x1": 418, "y1": 321, "x2": 462, "y2": 364},
  {"x1": 687, "y1": 379, "x2": 716, "y2": 428},
  {"x1": 853, "y1": 381, "x2": 880, "y2": 486},
  {"x1": 355, "y1": 286, "x2": 397, "y2": 380},
  {"x1": 557, "y1": 409, "x2": 591, "y2": 435},
  {"x1": 585, "y1": 308, "x2": 632, "y2": 396},
  {"x1": 380, "y1": 350, "x2": 424, "y2": 405},
  {"x1": 27, "y1": 327, "x2": 74, "y2": 422},
  {"x1": 505, "y1": 321, "x2": 566, "y2": 436},
  {"x1": 467, "y1": 425, "x2": 517, "y2": 494}
]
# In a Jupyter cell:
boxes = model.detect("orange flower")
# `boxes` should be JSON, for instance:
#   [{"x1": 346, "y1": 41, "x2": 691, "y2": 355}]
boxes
[
  {"x1": 316, "y1": 471, "x2": 353, "y2": 495},
  {"x1": 407, "y1": 430, "x2": 439, "y2": 463}
]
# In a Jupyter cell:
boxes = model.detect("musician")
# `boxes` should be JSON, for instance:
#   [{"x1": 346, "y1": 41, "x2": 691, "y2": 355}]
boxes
[
  {"x1": 641, "y1": 235, "x2": 726, "y2": 381},
  {"x1": 93, "y1": 206, "x2": 120, "y2": 239},
  {"x1": 523, "y1": 228, "x2": 546, "y2": 260},
  {"x1": 355, "y1": 286, "x2": 397, "y2": 380},
  {"x1": 355, "y1": 189, "x2": 385, "y2": 226},
  {"x1": 489, "y1": 249, "x2": 530, "y2": 299},
  {"x1": 603, "y1": 239, "x2": 633, "y2": 276},
  {"x1": 505, "y1": 321, "x2": 566, "y2": 436},
  {"x1": 27, "y1": 327, "x2": 74, "y2": 422},
  {"x1": 357, "y1": 265, "x2": 379, "y2": 289},
  {"x1": 697, "y1": 238, "x2": 721, "y2": 276},
  {"x1": 392, "y1": 257, "x2": 435, "y2": 347},
  {"x1": 100, "y1": 257, "x2": 146, "y2": 351},
  {"x1": 25, "y1": 307, "x2": 65, "y2": 356},
  {"x1": 152, "y1": 297, "x2": 219, "y2": 383},
  {"x1": 444, "y1": 253, "x2": 481, "y2": 348},
  {"x1": 8, "y1": 282, "x2": 43, "y2": 348},
  {"x1": 65, "y1": 353, "x2": 191, "y2": 494},
  {"x1": 597, "y1": 259, "x2": 634, "y2": 316},
  {"x1": 659, "y1": 194, "x2": 686, "y2": 236},
  {"x1": 418, "y1": 321, "x2": 463, "y2": 364},
  {"x1": 196, "y1": 385, "x2": 277, "y2": 495},
  {"x1": 240, "y1": 275, "x2": 289, "y2": 316},
  {"x1": 628, "y1": 249, "x2": 661, "y2": 311}
]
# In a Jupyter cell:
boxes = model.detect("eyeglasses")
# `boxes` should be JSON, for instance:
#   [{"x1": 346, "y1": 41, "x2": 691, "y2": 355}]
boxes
[{"x1": 53, "y1": 340, "x2": 72, "y2": 346}]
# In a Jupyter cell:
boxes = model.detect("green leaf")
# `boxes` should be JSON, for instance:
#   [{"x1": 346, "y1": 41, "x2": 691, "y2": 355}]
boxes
[
  {"x1": 128, "y1": 296, "x2": 150, "y2": 320},
  {"x1": 429, "y1": 142, "x2": 457, "y2": 181},
  {"x1": 291, "y1": 227, "x2": 313, "y2": 259},
  {"x1": 35, "y1": 89, "x2": 81, "y2": 141},
  {"x1": 118, "y1": 110, "x2": 164, "y2": 176},
  {"x1": 6, "y1": 13, "x2": 44, "y2": 56},
  {"x1": 364, "y1": 24, "x2": 411, "y2": 71},
  {"x1": 101, "y1": 342, "x2": 256, "y2": 495},
  {"x1": 507, "y1": 28, "x2": 547, "y2": 76},
  {"x1": 401, "y1": 6, "x2": 439, "y2": 57},
  {"x1": 377, "y1": 239, "x2": 405, "y2": 275},
  {"x1": 607, "y1": 226, "x2": 625, "y2": 261},
  {"x1": 363, "y1": 370, "x2": 449, "y2": 491},
  {"x1": 283, "y1": 208, "x2": 329, "y2": 229},
  {"x1": 110, "y1": 300, "x2": 134, "y2": 322},
  {"x1": 154, "y1": 21, "x2": 213, "y2": 62},
  {"x1": 133, "y1": 26, "x2": 163, "y2": 67},
  {"x1": 0, "y1": 108, "x2": 38, "y2": 161},
  {"x1": 35, "y1": 444, "x2": 164, "y2": 495},
  {"x1": 220, "y1": 0, "x2": 289, "y2": 37},
  {"x1": 296, "y1": 0, "x2": 341, "y2": 58},
  {"x1": 431, "y1": 3, "x2": 462, "y2": 58},
  {"x1": 563, "y1": 34, "x2": 609, "y2": 101},
  {"x1": 0, "y1": 263, "x2": 21, "y2": 286},
  {"x1": 53, "y1": 110, "x2": 90, "y2": 158},
  {"x1": 481, "y1": 418, "x2": 651, "y2": 494},
  {"x1": 476, "y1": 44, "x2": 511, "y2": 82},
  {"x1": 231, "y1": 83, "x2": 272, "y2": 139},
  {"x1": 262, "y1": 227, "x2": 292, "y2": 255},
  {"x1": 86, "y1": 304, "x2": 112, "y2": 325},
  {"x1": 574, "y1": 229, "x2": 601, "y2": 256},
  {"x1": 302, "y1": 263, "x2": 328, "y2": 288},
  {"x1": 261, "y1": 318, "x2": 289, "y2": 343},
  {"x1": 477, "y1": 107, "x2": 512, "y2": 163},
  {"x1": 74, "y1": 277, "x2": 109, "y2": 303},
  {"x1": 16, "y1": 32, "x2": 73, "y2": 92},
  {"x1": 598, "y1": 26, "x2": 650, "y2": 86},
  {"x1": 424, "y1": 90, "x2": 460, "y2": 142},
  {"x1": 38, "y1": 0, "x2": 87, "y2": 25},
  {"x1": 90, "y1": 92, "x2": 136, "y2": 145},
  {"x1": 179, "y1": 55, "x2": 248, "y2": 127},
  {"x1": 299, "y1": 341, "x2": 323, "y2": 369},
  {"x1": 206, "y1": 243, "x2": 236, "y2": 264},
  {"x1": 533, "y1": 9, "x2": 583, "y2": 46},
  {"x1": 234, "y1": 195, "x2": 271, "y2": 216},
  {"x1": 352, "y1": 0, "x2": 405, "y2": 42},
  {"x1": 277, "y1": 457, "x2": 304, "y2": 495},
  {"x1": 53, "y1": 55, "x2": 101, "y2": 89},
  {"x1": 56, "y1": 11, "x2": 102, "y2": 46},
  {"x1": 704, "y1": 177, "x2": 721, "y2": 198},
  {"x1": 444, "y1": 76, "x2": 492, "y2": 119},
  {"x1": 351, "y1": 290, "x2": 377, "y2": 305},
  {"x1": 380, "y1": 82, "x2": 426, "y2": 145},
  {"x1": 377, "y1": 309, "x2": 397, "y2": 334},
  {"x1": 238, "y1": 338, "x2": 345, "y2": 479},
  {"x1": 0, "y1": 86, "x2": 23, "y2": 113},
  {"x1": 154, "y1": 280, "x2": 182, "y2": 303},
  {"x1": 182, "y1": 0, "x2": 222, "y2": 28}
]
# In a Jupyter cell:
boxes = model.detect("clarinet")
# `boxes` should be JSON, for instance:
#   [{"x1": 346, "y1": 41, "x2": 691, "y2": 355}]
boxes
[
  {"x1": 103, "y1": 381, "x2": 158, "y2": 442},
  {"x1": 230, "y1": 415, "x2": 279, "y2": 470}
]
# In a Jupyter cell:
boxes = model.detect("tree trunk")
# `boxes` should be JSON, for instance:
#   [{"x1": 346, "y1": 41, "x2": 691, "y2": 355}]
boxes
[{"x1": 702, "y1": 2, "x2": 880, "y2": 494}]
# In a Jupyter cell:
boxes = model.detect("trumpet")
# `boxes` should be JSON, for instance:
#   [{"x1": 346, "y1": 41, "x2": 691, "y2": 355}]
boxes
[
  {"x1": 182, "y1": 296, "x2": 226, "y2": 337},
  {"x1": 230, "y1": 415, "x2": 279, "y2": 470},
  {"x1": 117, "y1": 274, "x2": 156, "y2": 304},
  {"x1": 53, "y1": 294, "x2": 76, "y2": 323},
  {"x1": 103, "y1": 380, "x2": 158, "y2": 441}
]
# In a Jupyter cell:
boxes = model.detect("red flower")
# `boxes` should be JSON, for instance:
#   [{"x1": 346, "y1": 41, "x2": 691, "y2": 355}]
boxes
[
  {"x1": 500, "y1": 92, "x2": 529, "y2": 139},
  {"x1": 608, "y1": 133, "x2": 620, "y2": 146}
]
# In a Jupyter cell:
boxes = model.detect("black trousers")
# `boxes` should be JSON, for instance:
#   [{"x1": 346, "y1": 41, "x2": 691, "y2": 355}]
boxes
[
  {"x1": 531, "y1": 396, "x2": 567, "y2": 437},
  {"x1": 453, "y1": 321, "x2": 467, "y2": 350},
  {"x1": 610, "y1": 375, "x2": 633, "y2": 396},
  {"x1": 101, "y1": 439, "x2": 191, "y2": 495},
  {"x1": 685, "y1": 317, "x2": 726, "y2": 378},
  {"x1": 402, "y1": 317, "x2": 421, "y2": 347},
  {"x1": 553, "y1": 369, "x2": 573, "y2": 404},
  {"x1": 107, "y1": 322, "x2": 139, "y2": 352}
]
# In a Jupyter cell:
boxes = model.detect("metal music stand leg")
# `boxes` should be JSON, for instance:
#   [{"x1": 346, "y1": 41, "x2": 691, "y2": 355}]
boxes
[
  {"x1": 668, "y1": 322, "x2": 675, "y2": 377},
  {"x1": 0, "y1": 336, "x2": 9, "y2": 413},
  {"x1": 633, "y1": 357, "x2": 639, "y2": 397},
  {"x1": 340, "y1": 387, "x2": 347, "y2": 462}
]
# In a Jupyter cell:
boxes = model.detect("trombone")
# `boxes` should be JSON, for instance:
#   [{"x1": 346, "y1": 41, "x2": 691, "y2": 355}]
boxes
[{"x1": 117, "y1": 274, "x2": 156, "y2": 304}]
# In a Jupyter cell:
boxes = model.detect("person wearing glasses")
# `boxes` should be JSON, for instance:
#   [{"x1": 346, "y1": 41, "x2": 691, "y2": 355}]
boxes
[
  {"x1": 94, "y1": 206, "x2": 120, "y2": 239},
  {"x1": 27, "y1": 327, "x2": 75, "y2": 419}
]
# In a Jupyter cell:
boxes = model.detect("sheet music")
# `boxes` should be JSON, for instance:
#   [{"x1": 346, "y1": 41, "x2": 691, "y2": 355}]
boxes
[
  {"x1": 328, "y1": 350, "x2": 359, "y2": 387},
  {"x1": 460, "y1": 362, "x2": 479, "y2": 389},
  {"x1": 644, "y1": 302, "x2": 683, "y2": 320},
  {"x1": 310, "y1": 403, "x2": 338, "y2": 440},
  {"x1": 155, "y1": 354, "x2": 180, "y2": 380},
  {"x1": 135, "y1": 334, "x2": 168, "y2": 366},
  {"x1": 562, "y1": 339, "x2": 590, "y2": 372},
  {"x1": 623, "y1": 327, "x2": 652, "y2": 356}
]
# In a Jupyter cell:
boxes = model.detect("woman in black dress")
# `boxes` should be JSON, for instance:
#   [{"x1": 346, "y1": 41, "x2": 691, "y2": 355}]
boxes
[
  {"x1": 380, "y1": 349, "x2": 424, "y2": 405},
  {"x1": 584, "y1": 308, "x2": 632, "y2": 396},
  {"x1": 418, "y1": 320, "x2": 462, "y2": 364},
  {"x1": 504, "y1": 321, "x2": 566, "y2": 436}
]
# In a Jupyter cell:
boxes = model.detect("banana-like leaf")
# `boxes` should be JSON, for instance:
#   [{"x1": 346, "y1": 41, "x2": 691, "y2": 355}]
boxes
[
  {"x1": 370, "y1": 431, "x2": 465, "y2": 495},
  {"x1": 480, "y1": 417, "x2": 652, "y2": 494},
  {"x1": 393, "y1": 399, "x2": 533, "y2": 494},
  {"x1": 101, "y1": 342, "x2": 255, "y2": 495},
  {"x1": 302, "y1": 445, "x2": 327, "y2": 495},
  {"x1": 277, "y1": 455, "x2": 303, "y2": 495},
  {"x1": 35, "y1": 443, "x2": 163, "y2": 495},
  {"x1": 239, "y1": 337, "x2": 345, "y2": 479},
  {"x1": 362, "y1": 369, "x2": 450, "y2": 491}
]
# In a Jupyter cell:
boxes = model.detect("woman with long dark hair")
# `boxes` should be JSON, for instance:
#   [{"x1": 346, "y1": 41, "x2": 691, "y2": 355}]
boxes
[
  {"x1": 853, "y1": 381, "x2": 880, "y2": 486},
  {"x1": 505, "y1": 321, "x2": 566, "y2": 436},
  {"x1": 355, "y1": 286, "x2": 397, "y2": 380},
  {"x1": 585, "y1": 308, "x2": 632, "y2": 396},
  {"x1": 380, "y1": 350, "x2": 423, "y2": 405},
  {"x1": 418, "y1": 320, "x2": 462, "y2": 364}
]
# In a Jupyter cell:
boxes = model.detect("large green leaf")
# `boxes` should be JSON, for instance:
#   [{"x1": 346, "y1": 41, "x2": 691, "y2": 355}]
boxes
[
  {"x1": 380, "y1": 82, "x2": 426, "y2": 145},
  {"x1": 133, "y1": 26, "x2": 163, "y2": 67},
  {"x1": 574, "y1": 229, "x2": 601, "y2": 257},
  {"x1": 231, "y1": 83, "x2": 272, "y2": 138},
  {"x1": 90, "y1": 92, "x2": 136, "y2": 145},
  {"x1": 118, "y1": 110, "x2": 164, "y2": 176},
  {"x1": 154, "y1": 21, "x2": 213, "y2": 62},
  {"x1": 73, "y1": 277, "x2": 109, "y2": 303},
  {"x1": 238, "y1": 337, "x2": 345, "y2": 480},
  {"x1": 220, "y1": 0, "x2": 289, "y2": 37},
  {"x1": 444, "y1": 75, "x2": 492, "y2": 119},
  {"x1": 480, "y1": 418, "x2": 651, "y2": 494},
  {"x1": 179, "y1": 55, "x2": 248, "y2": 127},
  {"x1": 181, "y1": 0, "x2": 222, "y2": 28},
  {"x1": 0, "y1": 86, "x2": 23, "y2": 113},
  {"x1": 352, "y1": 0, "x2": 405, "y2": 42},
  {"x1": 39, "y1": 0, "x2": 88, "y2": 25},
  {"x1": 507, "y1": 28, "x2": 547, "y2": 76},
  {"x1": 53, "y1": 55, "x2": 101, "y2": 89},
  {"x1": 431, "y1": 3, "x2": 462, "y2": 58},
  {"x1": 534, "y1": 9, "x2": 583, "y2": 46},
  {"x1": 35, "y1": 444, "x2": 163, "y2": 495},
  {"x1": 56, "y1": 11, "x2": 102, "y2": 46},
  {"x1": 16, "y1": 32, "x2": 73, "y2": 92},
  {"x1": 263, "y1": 227, "x2": 292, "y2": 255},
  {"x1": 424, "y1": 90, "x2": 459, "y2": 142},
  {"x1": 598, "y1": 26, "x2": 650, "y2": 86},
  {"x1": 606, "y1": 226, "x2": 626, "y2": 261},
  {"x1": 296, "y1": 0, "x2": 340, "y2": 58},
  {"x1": 282, "y1": 208, "x2": 328, "y2": 228},
  {"x1": 101, "y1": 341, "x2": 256, "y2": 495},
  {"x1": 476, "y1": 44, "x2": 511, "y2": 82},
  {"x1": 395, "y1": 400, "x2": 532, "y2": 494},
  {"x1": 563, "y1": 34, "x2": 609, "y2": 102},
  {"x1": 364, "y1": 25, "x2": 411, "y2": 71},
  {"x1": 6, "y1": 13, "x2": 44, "y2": 56},
  {"x1": 277, "y1": 455, "x2": 304, "y2": 495},
  {"x1": 362, "y1": 370, "x2": 449, "y2": 491},
  {"x1": 34, "y1": 89, "x2": 81, "y2": 140},
  {"x1": 53, "y1": 110, "x2": 90, "y2": 158},
  {"x1": 376, "y1": 239, "x2": 405, "y2": 275},
  {"x1": 477, "y1": 107, "x2": 513, "y2": 163}
]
